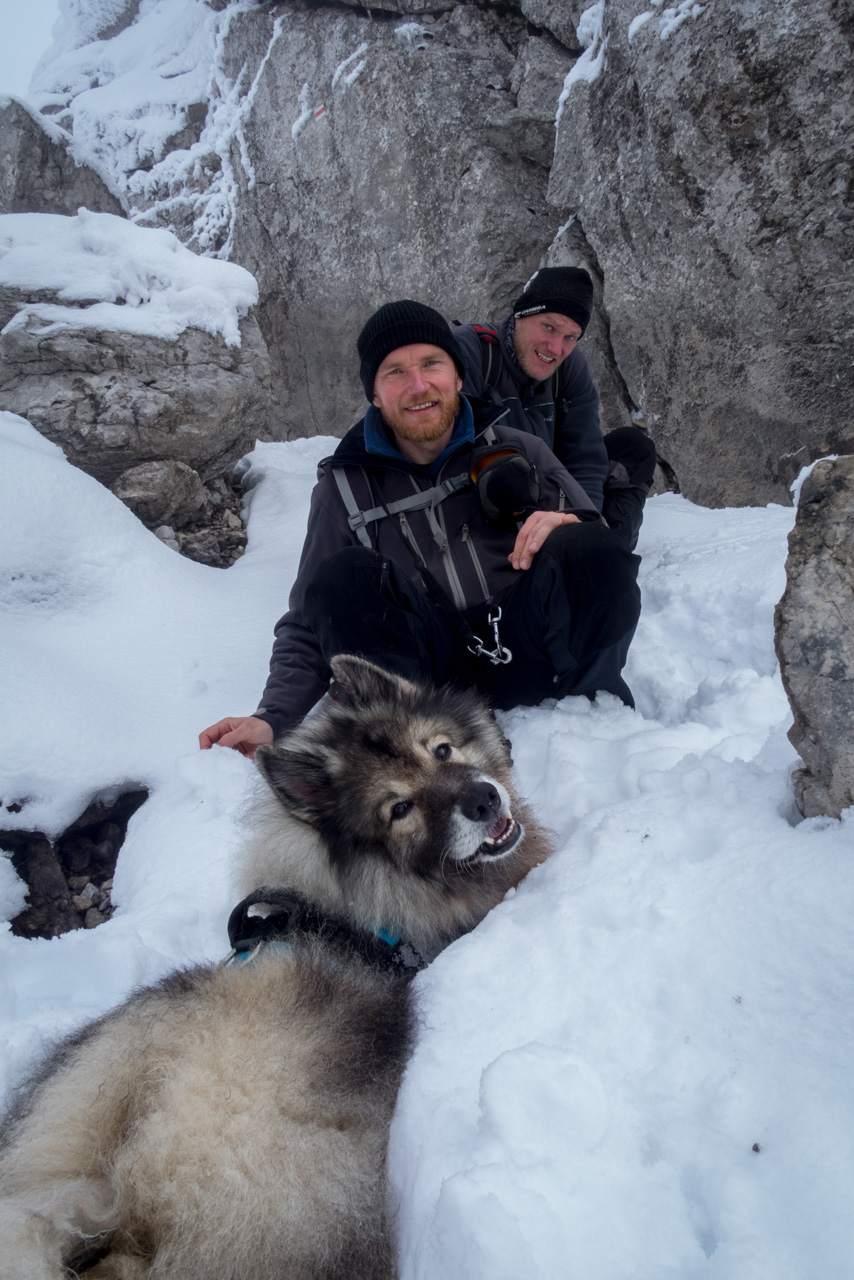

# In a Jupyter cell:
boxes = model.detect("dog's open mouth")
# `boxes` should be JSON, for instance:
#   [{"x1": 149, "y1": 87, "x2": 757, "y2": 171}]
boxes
[{"x1": 475, "y1": 813, "x2": 522, "y2": 859}]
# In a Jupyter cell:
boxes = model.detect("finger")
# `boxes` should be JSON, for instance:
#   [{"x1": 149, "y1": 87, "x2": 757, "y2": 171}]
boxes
[
  {"x1": 199, "y1": 720, "x2": 231, "y2": 749},
  {"x1": 511, "y1": 514, "x2": 555, "y2": 569},
  {"x1": 218, "y1": 727, "x2": 252, "y2": 752}
]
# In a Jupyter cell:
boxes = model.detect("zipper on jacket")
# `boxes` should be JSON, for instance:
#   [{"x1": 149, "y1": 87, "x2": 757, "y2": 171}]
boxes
[
  {"x1": 461, "y1": 523, "x2": 490, "y2": 601},
  {"x1": 398, "y1": 512, "x2": 428, "y2": 569},
  {"x1": 434, "y1": 503, "x2": 468, "y2": 612}
]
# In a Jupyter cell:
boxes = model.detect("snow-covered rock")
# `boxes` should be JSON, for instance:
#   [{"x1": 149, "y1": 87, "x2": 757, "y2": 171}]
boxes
[
  {"x1": 0, "y1": 210, "x2": 270, "y2": 483},
  {"x1": 0, "y1": 96, "x2": 123, "y2": 217}
]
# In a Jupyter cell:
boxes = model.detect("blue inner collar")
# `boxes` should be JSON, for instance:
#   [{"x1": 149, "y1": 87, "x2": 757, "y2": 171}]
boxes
[{"x1": 364, "y1": 397, "x2": 475, "y2": 478}]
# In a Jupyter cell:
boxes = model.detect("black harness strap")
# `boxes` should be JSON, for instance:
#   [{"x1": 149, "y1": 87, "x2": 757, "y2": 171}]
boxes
[
  {"x1": 332, "y1": 467, "x2": 471, "y2": 548},
  {"x1": 225, "y1": 887, "x2": 427, "y2": 974}
]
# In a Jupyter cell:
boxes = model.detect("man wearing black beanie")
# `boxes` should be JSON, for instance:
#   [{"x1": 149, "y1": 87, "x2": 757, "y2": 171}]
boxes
[
  {"x1": 200, "y1": 299, "x2": 641, "y2": 753},
  {"x1": 454, "y1": 266, "x2": 657, "y2": 551}
]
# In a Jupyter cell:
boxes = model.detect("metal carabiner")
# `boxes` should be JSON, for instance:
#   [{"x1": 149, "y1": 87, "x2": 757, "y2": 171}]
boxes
[{"x1": 467, "y1": 607, "x2": 512, "y2": 665}]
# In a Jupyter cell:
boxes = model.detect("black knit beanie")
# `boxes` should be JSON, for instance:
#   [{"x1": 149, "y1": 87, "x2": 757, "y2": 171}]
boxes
[
  {"x1": 357, "y1": 300, "x2": 466, "y2": 399},
  {"x1": 512, "y1": 267, "x2": 594, "y2": 335}
]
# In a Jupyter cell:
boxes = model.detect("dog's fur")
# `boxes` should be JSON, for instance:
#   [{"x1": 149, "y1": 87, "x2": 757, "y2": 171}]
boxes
[{"x1": 0, "y1": 657, "x2": 551, "y2": 1280}]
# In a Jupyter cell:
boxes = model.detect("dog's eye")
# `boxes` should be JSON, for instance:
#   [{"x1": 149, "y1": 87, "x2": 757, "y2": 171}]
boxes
[
  {"x1": 434, "y1": 743, "x2": 452, "y2": 761},
  {"x1": 390, "y1": 800, "x2": 413, "y2": 821}
]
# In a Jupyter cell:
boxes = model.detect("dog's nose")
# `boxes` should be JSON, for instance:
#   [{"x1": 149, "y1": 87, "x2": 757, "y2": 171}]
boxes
[{"x1": 460, "y1": 781, "x2": 502, "y2": 823}]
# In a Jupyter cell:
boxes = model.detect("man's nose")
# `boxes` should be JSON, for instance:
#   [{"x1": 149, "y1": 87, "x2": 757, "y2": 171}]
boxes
[{"x1": 405, "y1": 367, "x2": 429, "y2": 395}]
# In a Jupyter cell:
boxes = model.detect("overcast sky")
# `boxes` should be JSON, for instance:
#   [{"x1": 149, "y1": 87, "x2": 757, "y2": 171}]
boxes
[{"x1": 0, "y1": 0, "x2": 62, "y2": 99}]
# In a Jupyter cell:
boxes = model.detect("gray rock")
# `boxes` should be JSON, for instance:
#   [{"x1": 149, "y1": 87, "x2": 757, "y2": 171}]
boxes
[
  {"x1": 775, "y1": 457, "x2": 854, "y2": 818},
  {"x1": 231, "y1": 5, "x2": 574, "y2": 440},
  {"x1": 177, "y1": 527, "x2": 224, "y2": 567},
  {"x1": 0, "y1": 97, "x2": 124, "y2": 217},
  {"x1": 154, "y1": 526, "x2": 181, "y2": 552},
  {"x1": 0, "y1": 309, "x2": 271, "y2": 484},
  {"x1": 22, "y1": 0, "x2": 852, "y2": 507},
  {"x1": 548, "y1": 0, "x2": 854, "y2": 507},
  {"x1": 38, "y1": 3, "x2": 573, "y2": 443},
  {"x1": 112, "y1": 461, "x2": 209, "y2": 529}
]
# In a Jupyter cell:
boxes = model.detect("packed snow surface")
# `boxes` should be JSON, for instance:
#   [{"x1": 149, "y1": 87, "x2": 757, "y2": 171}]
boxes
[
  {"x1": 0, "y1": 210, "x2": 257, "y2": 345},
  {"x1": 2, "y1": 411, "x2": 853, "y2": 1279}
]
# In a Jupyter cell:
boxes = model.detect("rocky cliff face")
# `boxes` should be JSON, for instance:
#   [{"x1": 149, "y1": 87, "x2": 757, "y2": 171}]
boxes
[
  {"x1": 0, "y1": 97, "x2": 124, "y2": 217},
  {"x1": 12, "y1": 0, "x2": 854, "y2": 505},
  {"x1": 549, "y1": 0, "x2": 854, "y2": 507},
  {"x1": 775, "y1": 457, "x2": 854, "y2": 819}
]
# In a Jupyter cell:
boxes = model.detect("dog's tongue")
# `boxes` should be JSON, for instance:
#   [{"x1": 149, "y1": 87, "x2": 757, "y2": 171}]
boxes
[{"x1": 488, "y1": 815, "x2": 511, "y2": 842}]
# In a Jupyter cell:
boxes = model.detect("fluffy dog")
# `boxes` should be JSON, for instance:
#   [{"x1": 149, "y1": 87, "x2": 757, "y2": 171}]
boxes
[{"x1": 0, "y1": 656, "x2": 551, "y2": 1280}]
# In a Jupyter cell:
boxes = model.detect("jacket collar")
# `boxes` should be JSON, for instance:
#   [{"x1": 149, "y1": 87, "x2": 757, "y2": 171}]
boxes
[{"x1": 356, "y1": 396, "x2": 476, "y2": 478}]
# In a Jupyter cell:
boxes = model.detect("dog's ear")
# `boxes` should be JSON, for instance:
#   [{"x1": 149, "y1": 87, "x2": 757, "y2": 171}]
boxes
[
  {"x1": 255, "y1": 744, "x2": 330, "y2": 825},
  {"x1": 330, "y1": 655, "x2": 419, "y2": 708}
]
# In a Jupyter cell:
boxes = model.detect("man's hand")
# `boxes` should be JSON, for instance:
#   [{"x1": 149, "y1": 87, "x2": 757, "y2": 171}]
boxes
[
  {"x1": 198, "y1": 715, "x2": 274, "y2": 758},
  {"x1": 508, "y1": 511, "x2": 581, "y2": 570}
]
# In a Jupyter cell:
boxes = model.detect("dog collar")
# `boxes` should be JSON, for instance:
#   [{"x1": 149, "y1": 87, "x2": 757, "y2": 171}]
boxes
[{"x1": 224, "y1": 888, "x2": 425, "y2": 974}]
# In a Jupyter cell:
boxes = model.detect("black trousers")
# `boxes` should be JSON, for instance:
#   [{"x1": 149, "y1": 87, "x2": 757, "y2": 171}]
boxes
[
  {"x1": 602, "y1": 426, "x2": 658, "y2": 551},
  {"x1": 303, "y1": 523, "x2": 641, "y2": 711}
]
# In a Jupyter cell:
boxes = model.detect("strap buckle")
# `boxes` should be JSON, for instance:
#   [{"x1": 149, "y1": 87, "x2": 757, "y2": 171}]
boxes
[{"x1": 467, "y1": 606, "x2": 512, "y2": 666}]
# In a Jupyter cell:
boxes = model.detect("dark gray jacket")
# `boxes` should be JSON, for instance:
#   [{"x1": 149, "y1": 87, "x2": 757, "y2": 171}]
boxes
[
  {"x1": 454, "y1": 315, "x2": 608, "y2": 511},
  {"x1": 256, "y1": 401, "x2": 600, "y2": 735}
]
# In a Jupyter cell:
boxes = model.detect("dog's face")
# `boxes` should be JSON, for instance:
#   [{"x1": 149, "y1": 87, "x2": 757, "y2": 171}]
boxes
[{"x1": 255, "y1": 656, "x2": 523, "y2": 882}]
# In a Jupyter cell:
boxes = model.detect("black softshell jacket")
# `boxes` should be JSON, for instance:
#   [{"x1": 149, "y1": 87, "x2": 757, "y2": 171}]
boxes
[{"x1": 255, "y1": 408, "x2": 601, "y2": 736}]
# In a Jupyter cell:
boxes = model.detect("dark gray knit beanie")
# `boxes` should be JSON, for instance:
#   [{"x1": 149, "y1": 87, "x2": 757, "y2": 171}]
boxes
[
  {"x1": 512, "y1": 267, "x2": 594, "y2": 335},
  {"x1": 357, "y1": 300, "x2": 466, "y2": 399}
]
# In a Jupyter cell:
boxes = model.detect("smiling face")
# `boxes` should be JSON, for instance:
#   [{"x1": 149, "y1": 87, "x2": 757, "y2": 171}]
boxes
[
  {"x1": 372, "y1": 343, "x2": 463, "y2": 464},
  {"x1": 512, "y1": 310, "x2": 583, "y2": 382}
]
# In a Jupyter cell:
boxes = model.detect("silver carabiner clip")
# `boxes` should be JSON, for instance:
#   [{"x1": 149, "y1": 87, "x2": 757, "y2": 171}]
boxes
[{"x1": 467, "y1": 607, "x2": 512, "y2": 665}]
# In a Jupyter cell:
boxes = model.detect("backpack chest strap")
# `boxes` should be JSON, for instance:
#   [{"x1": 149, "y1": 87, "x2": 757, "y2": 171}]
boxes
[{"x1": 332, "y1": 467, "x2": 471, "y2": 548}]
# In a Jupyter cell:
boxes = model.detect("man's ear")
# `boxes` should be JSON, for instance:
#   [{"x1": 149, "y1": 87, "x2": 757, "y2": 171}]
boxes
[
  {"x1": 255, "y1": 744, "x2": 330, "y2": 826},
  {"x1": 330, "y1": 654, "x2": 419, "y2": 708},
  {"x1": 455, "y1": 374, "x2": 463, "y2": 393}
]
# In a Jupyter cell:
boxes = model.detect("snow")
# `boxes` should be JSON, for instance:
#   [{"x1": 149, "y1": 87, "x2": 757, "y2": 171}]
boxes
[
  {"x1": 628, "y1": 0, "x2": 709, "y2": 44},
  {"x1": 659, "y1": 1, "x2": 708, "y2": 41},
  {"x1": 2, "y1": 410, "x2": 854, "y2": 1278},
  {"x1": 291, "y1": 81, "x2": 312, "y2": 141},
  {"x1": 0, "y1": 209, "x2": 257, "y2": 345},
  {"x1": 332, "y1": 43, "x2": 369, "y2": 88},
  {"x1": 556, "y1": 0, "x2": 607, "y2": 128},
  {"x1": 30, "y1": 0, "x2": 285, "y2": 256}
]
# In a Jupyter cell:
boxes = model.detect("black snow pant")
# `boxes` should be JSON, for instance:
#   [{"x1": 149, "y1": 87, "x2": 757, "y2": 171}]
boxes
[
  {"x1": 602, "y1": 426, "x2": 658, "y2": 551},
  {"x1": 302, "y1": 522, "x2": 641, "y2": 711}
]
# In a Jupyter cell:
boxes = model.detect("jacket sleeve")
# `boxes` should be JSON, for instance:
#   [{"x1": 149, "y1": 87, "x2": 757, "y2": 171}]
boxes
[
  {"x1": 553, "y1": 348, "x2": 608, "y2": 512},
  {"x1": 254, "y1": 474, "x2": 354, "y2": 738},
  {"x1": 519, "y1": 432, "x2": 604, "y2": 524}
]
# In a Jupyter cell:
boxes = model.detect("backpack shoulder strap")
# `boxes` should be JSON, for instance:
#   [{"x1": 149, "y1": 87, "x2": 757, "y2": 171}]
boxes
[
  {"x1": 470, "y1": 324, "x2": 504, "y2": 409},
  {"x1": 331, "y1": 465, "x2": 470, "y2": 546}
]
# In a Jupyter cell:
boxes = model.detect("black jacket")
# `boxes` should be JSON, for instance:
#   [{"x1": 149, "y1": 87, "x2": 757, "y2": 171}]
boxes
[
  {"x1": 454, "y1": 315, "x2": 608, "y2": 510},
  {"x1": 255, "y1": 401, "x2": 601, "y2": 736}
]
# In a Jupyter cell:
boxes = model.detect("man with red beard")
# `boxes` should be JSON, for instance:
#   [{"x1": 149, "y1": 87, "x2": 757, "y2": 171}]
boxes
[{"x1": 200, "y1": 301, "x2": 641, "y2": 755}]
